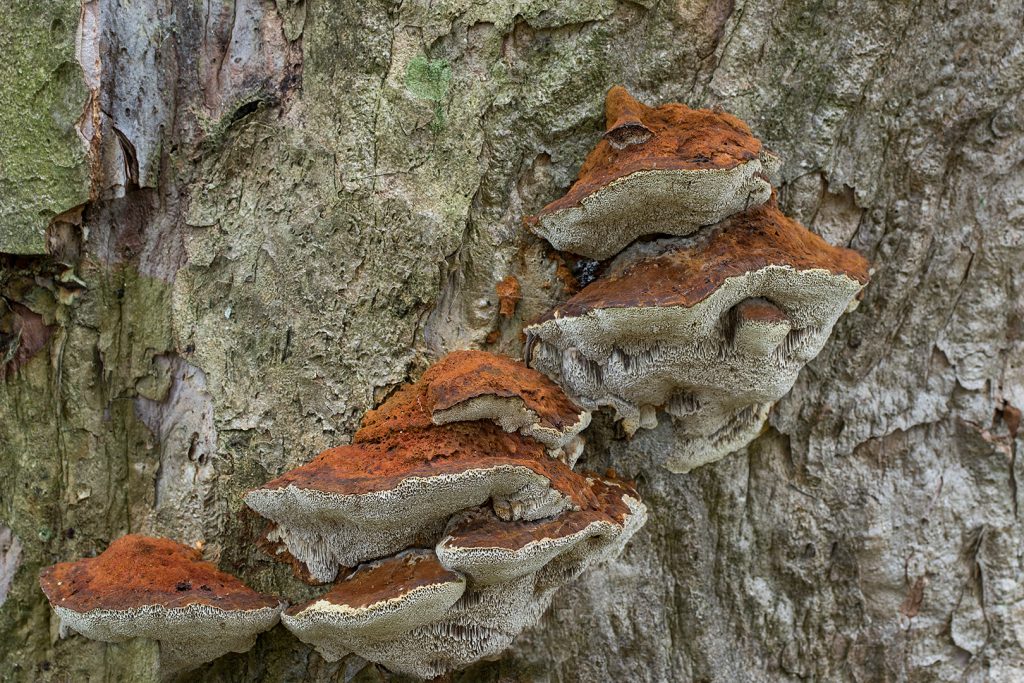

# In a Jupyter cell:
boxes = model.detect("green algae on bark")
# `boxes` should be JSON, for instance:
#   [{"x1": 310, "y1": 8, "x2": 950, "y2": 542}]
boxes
[{"x1": 0, "y1": 1, "x2": 91, "y2": 254}]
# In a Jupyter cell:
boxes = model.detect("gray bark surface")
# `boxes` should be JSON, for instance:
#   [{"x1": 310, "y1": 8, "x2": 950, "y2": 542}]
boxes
[{"x1": 1, "y1": 0, "x2": 1022, "y2": 681}]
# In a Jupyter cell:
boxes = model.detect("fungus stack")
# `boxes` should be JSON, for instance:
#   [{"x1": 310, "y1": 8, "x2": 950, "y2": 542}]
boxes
[
  {"x1": 526, "y1": 87, "x2": 870, "y2": 471},
  {"x1": 247, "y1": 350, "x2": 647, "y2": 678},
  {"x1": 283, "y1": 477, "x2": 643, "y2": 679},
  {"x1": 38, "y1": 351, "x2": 644, "y2": 679}
]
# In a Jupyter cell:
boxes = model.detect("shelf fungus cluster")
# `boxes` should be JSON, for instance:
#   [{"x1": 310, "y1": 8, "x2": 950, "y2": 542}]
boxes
[
  {"x1": 38, "y1": 535, "x2": 282, "y2": 675},
  {"x1": 283, "y1": 477, "x2": 643, "y2": 678},
  {"x1": 39, "y1": 352, "x2": 644, "y2": 678},
  {"x1": 246, "y1": 350, "x2": 647, "y2": 678},
  {"x1": 33, "y1": 87, "x2": 871, "y2": 676},
  {"x1": 526, "y1": 87, "x2": 870, "y2": 472}
]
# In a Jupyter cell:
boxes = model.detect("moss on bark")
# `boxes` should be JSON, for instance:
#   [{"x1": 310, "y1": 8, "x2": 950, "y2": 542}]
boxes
[{"x1": 0, "y1": 1, "x2": 91, "y2": 254}]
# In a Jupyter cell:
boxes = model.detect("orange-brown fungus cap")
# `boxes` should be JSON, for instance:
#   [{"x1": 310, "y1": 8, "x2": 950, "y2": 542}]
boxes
[
  {"x1": 443, "y1": 476, "x2": 638, "y2": 553},
  {"x1": 525, "y1": 86, "x2": 779, "y2": 260},
  {"x1": 280, "y1": 549, "x2": 467, "y2": 669},
  {"x1": 534, "y1": 86, "x2": 762, "y2": 219},
  {"x1": 261, "y1": 421, "x2": 593, "y2": 508},
  {"x1": 534, "y1": 198, "x2": 870, "y2": 323},
  {"x1": 602, "y1": 86, "x2": 653, "y2": 149},
  {"x1": 39, "y1": 535, "x2": 279, "y2": 613},
  {"x1": 286, "y1": 550, "x2": 463, "y2": 615},
  {"x1": 355, "y1": 350, "x2": 585, "y2": 442},
  {"x1": 496, "y1": 276, "x2": 522, "y2": 318}
]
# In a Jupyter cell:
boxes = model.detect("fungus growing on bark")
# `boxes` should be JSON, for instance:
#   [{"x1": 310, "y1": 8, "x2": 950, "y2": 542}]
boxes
[
  {"x1": 245, "y1": 421, "x2": 595, "y2": 583},
  {"x1": 282, "y1": 549, "x2": 466, "y2": 663},
  {"x1": 495, "y1": 275, "x2": 522, "y2": 318},
  {"x1": 438, "y1": 474, "x2": 646, "y2": 590},
  {"x1": 356, "y1": 350, "x2": 590, "y2": 456},
  {"x1": 527, "y1": 86, "x2": 780, "y2": 260},
  {"x1": 282, "y1": 475, "x2": 645, "y2": 679},
  {"x1": 38, "y1": 535, "x2": 282, "y2": 674},
  {"x1": 526, "y1": 199, "x2": 869, "y2": 471}
]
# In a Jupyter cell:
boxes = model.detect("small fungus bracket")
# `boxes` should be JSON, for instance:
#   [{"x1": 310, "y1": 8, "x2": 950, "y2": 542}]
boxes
[
  {"x1": 526, "y1": 86, "x2": 778, "y2": 260},
  {"x1": 356, "y1": 350, "x2": 591, "y2": 456},
  {"x1": 603, "y1": 87, "x2": 654, "y2": 150}
]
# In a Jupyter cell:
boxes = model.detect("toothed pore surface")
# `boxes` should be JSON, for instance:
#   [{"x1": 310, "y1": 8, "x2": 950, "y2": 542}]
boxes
[
  {"x1": 54, "y1": 604, "x2": 282, "y2": 674},
  {"x1": 534, "y1": 163, "x2": 772, "y2": 260},
  {"x1": 244, "y1": 466, "x2": 576, "y2": 582}
]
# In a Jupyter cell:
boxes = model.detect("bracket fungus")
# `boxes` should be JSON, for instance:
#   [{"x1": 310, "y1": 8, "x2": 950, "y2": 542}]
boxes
[
  {"x1": 246, "y1": 405, "x2": 596, "y2": 583},
  {"x1": 282, "y1": 549, "x2": 467, "y2": 663},
  {"x1": 437, "y1": 474, "x2": 646, "y2": 591},
  {"x1": 282, "y1": 475, "x2": 645, "y2": 679},
  {"x1": 526, "y1": 199, "x2": 869, "y2": 471},
  {"x1": 38, "y1": 535, "x2": 282, "y2": 675},
  {"x1": 527, "y1": 86, "x2": 781, "y2": 260},
  {"x1": 245, "y1": 346, "x2": 647, "y2": 675},
  {"x1": 355, "y1": 349, "x2": 590, "y2": 457}
]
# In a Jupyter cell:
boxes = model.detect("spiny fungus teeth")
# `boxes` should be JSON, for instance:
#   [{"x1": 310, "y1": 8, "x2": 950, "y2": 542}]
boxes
[
  {"x1": 280, "y1": 474, "x2": 646, "y2": 679},
  {"x1": 38, "y1": 535, "x2": 282, "y2": 675},
  {"x1": 527, "y1": 85, "x2": 778, "y2": 260}
]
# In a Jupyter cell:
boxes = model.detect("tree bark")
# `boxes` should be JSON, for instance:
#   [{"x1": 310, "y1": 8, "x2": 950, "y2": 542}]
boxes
[{"x1": 1, "y1": 0, "x2": 1022, "y2": 681}]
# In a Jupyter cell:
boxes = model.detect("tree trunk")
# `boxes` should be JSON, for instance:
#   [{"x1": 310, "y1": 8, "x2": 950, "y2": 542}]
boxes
[{"x1": 2, "y1": 0, "x2": 1022, "y2": 681}]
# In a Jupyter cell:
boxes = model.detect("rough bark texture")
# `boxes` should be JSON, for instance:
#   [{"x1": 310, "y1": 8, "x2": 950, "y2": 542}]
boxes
[{"x1": 1, "y1": 0, "x2": 1022, "y2": 681}]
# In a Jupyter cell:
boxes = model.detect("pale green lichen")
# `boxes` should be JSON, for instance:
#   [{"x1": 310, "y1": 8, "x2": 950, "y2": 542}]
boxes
[
  {"x1": 0, "y1": 1, "x2": 91, "y2": 255},
  {"x1": 405, "y1": 55, "x2": 452, "y2": 131},
  {"x1": 405, "y1": 55, "x2": 452, "y2": 102}
]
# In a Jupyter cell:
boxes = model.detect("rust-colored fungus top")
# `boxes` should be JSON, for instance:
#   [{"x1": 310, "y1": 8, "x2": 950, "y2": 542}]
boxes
[
  {"x1": 602, "y1": 86, "x2": 653, "y2": 149},
  {"x1": 285, "y1": 550, "x2": 461, "y2": 615},
  {"x1": 530, "y1": 86, "x2": 764, "y2": 220},
  {"x1": 258, "y1": 421, "x2": 596, "y2": 508},
  {"x1": 353, "y1": 382, "x2": 435, "y2": 440},
  {"x1": 532, "y1": 199, "x2": 870, "y2": 323},
  {"x1": 496, "y1": 276, "x2": 522, "y2": 318},
  {"x1": 39, "y1": 535, "x2": 279, "y2": 613},
  {"x1": 733, "y1": 298, "x2": 790, "y2": 324},
  {"x1": 443, "y1": 477, "x2": 638, "y2": 551},
  {"x1": 355, "y1": 350, "x2": 584, "y2": 442}
]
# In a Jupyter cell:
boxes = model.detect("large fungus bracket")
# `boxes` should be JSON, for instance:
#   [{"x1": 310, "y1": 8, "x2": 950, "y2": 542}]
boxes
[{"x1": 525, "y1": 87, "x2": 870, "y2": 472}]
